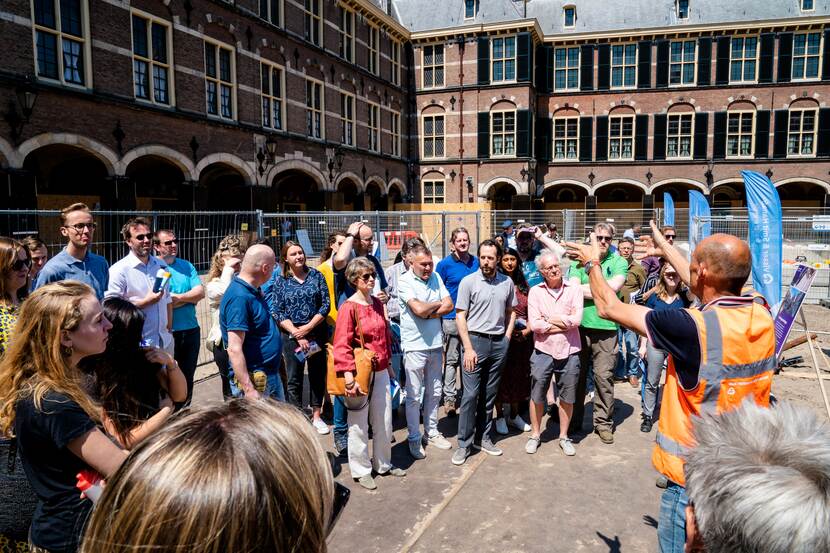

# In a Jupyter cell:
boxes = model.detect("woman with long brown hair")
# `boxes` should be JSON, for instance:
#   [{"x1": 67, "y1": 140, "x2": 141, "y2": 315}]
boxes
[
  {"x1": 0, "y1": 281, "x2": 127, "y2": 552},
  {"x1": 0, "y1": 237, "x2": 31, "y2": 354}
]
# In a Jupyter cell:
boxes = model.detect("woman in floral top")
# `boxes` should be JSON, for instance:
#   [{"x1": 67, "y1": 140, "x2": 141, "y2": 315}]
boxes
[{"x1": 0, "y1": 237, "x2": 31, "y2": 355}]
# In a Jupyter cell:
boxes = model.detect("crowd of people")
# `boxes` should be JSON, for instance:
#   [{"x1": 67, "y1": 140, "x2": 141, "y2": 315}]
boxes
[{"x1": 0, "y1": 202, "x2": 828, "y2": 553}]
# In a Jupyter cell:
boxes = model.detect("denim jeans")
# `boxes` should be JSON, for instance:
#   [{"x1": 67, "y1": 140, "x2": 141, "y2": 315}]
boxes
[
  {"x1": 658, "y1": 483, "x2": 689, "y2": 553},
  {"x1": 457, "y1": 334, "x2": 508, "y2": 449},
  {"x1": 229, "y1": 362, "x2": 285, "y2": 401},
  {"x1": 333, "y1": 395, "x2": 348, "y2": 447},
  {"x1": 614, "y1": 327, "x2": 641, "y2": 379},
  {"x1": 643, "y1": 344, "x2": 669, "y2": 418}
]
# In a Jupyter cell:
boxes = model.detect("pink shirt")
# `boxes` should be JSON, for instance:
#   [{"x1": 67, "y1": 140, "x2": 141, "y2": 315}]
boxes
[
  {"x1": 528, "y1": 280, "x2": 583, "y2": 360},
  {"x1": 333, "y1": 298, "x2": 391, "y2": 373}
]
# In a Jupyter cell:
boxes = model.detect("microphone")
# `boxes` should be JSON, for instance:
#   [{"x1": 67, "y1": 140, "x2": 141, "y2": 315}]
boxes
[{"x1": 153, "y1": 268, "x2": 171, "y2": 293}]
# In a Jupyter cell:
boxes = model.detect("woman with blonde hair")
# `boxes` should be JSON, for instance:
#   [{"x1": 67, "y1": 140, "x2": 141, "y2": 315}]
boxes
[
  {"x1": 0, "y1": 237, "x2": 31, "y2": 354},
  {"x1": 0, "y1": 281, "x2": 128, "y2": 552},
  {"x1": 80, "y1": 399, "x2": 347, "y2": 553}
]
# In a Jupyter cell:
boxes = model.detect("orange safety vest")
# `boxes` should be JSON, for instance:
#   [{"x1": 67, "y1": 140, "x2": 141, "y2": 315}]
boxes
[{"x1": 651, "y1": 296, "x2": 776, "y2": 486}]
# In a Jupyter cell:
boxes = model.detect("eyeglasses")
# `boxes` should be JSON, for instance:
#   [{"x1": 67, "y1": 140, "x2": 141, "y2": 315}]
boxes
[
  {"x1": 664, "y1": 234, "x2": 676, "y2": 240},
  {"x1": 327, "y1": 482, "x2": 351, "y2": 535},
  {"x1": 358, "y1": 272, "x2": 377, "y2": 282},
  {"x1": 12, "y1": 258, "x2": 32, "y2": 271},
  {"x1": 541, "y1": 266, "x2": 561, "y2": 273},
  {"x1": 65, "y1": 223, "x2": 96, "y2": 232},
  {"x1": 156, "y1": 239, "x2": 178, "y2": 246},
  {"x1": 133, "y1": 233, "x2": 153, "y2": 242},
  {"x1": 596, "y1": 235, "x2": 613, "y2": 243}
]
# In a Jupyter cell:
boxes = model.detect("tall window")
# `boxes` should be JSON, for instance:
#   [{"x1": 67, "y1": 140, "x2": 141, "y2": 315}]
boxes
[
  {"x1": 788, "y1": 109, "x2": 817, "y2": 157},
  {"x1": 422, "y1": 114, "x2": 444, "y2": 159},
  {"x1": 368, "y1": 26, "x2": 380, "y2": 76},
  {"x1": 261, "y1": 63, "x2": 283, "y2": 130},
  {"x1": 131, "y1": 13, "x2": 172, "y2": 105},
  {"x1": 554, "y1": 47, "x2": 580, "y2": 91},
  {"x1": 553, "y1": 117, "x2": 579, "y2": 160},
  {"x1": 563, "y1": 6, "x2": 576, "y2": 28},
  {"x1": 339, "y1": 8, "x2": 354, "y2": 62},
  {"x1": 422, "y1": 45, "x2": 444, "y2": 88},
  {"x1": 32, "y1": 0, "x2": 89, "y2": 85},
  {"x1": 391, "y1": 41, "x2": 401, "y2": 86},
  {"x1": 792, "y1": 33, "x2": 821, "y2": 80},
  {"x1": 730, "y1": 36, "x2": 757, "y2": 83},
  {"x1": 667, "y1": 114, "x2": 693, "y2": 158},
  {"x1": 306, "y1": 79, "x2": 323, "y2": 138},
  {"x1": 205, "y1": 41, "x2": 234, "y2": 119},
  {"x1": 422, "y1": 179, "x2": 445, "y2": 203},
  {"x1": 677, "y1": 0, "x2": 689, "y2": 18},
  {"x1": 670, "y1": 40, "x2": 696, "y2": 85},
  {"x1": 259, "y1": 0, "x2": 281, "y2": 26},
  {"x1": 609, "y1": 115, "x2": 634, "y2": 160},
  {"x1": 304, "y1": 0, "x2": 322, "y2": 46},
  {"x1": 611, "y1": 43, "x2": 637, "y2": 88},
  {"x1": 492, "y1": 36, "x2": 517, "y2": 83},
  {"x1": 491, "y1": 111, "x2": 516, "y2": 157},
  {"x1": 464, "y1": 0, "x2": 477, "y2": 19},
  {"x1": 368, "y1": 103, "x2": 380, "y2": 152},
  {"x1": 391, "y1": 112, "x2": 401, "y2": 157},
  {"x1": 340, "y1": 93, "x2": 354, "y2": 146},
  {"x1": 726, "y1": 111, "x2": 754, "y2": 157}
]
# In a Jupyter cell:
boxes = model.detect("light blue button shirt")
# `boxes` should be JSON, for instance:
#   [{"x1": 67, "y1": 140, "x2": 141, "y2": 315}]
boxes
[
  {"x1": 398, "y1": 269, "x2": 449, "y2": 352},
  {"x1": 34, "y1": 248, "x2": 109, "y2": 300}
]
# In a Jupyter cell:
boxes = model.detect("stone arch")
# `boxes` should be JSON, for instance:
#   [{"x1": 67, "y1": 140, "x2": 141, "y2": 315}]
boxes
[
  {"x1": 266, "y1": 159, "x2": 328, "y2": 191},
  {"x1": 542, "y1": 179, "x2": 592, "y2": 194},
  {"x1": 364, "y1": 175, "x2": 385, "y2": 194},
  {"x1": 0, "y1": 136, "x2": 18, "y2": 168},
  {"x1": 726, "y1": 99, "x2": 757, "y2": 111},
  {"x1": 195, "y1": 153, "x2": 254, "y2": 186},
  {"x1": 592, "y1": 178, "x2": 648, "y2": 195},
  {"x1": 774, "y1": 176, "x2": 830, "y2": 193},
  {"x1": 667, "y1": 102, "x2": 695, "y2": 114},
  {"x1": 18, "y1": 133, "x2": 118, "y2": 176},
  {"x1": 648, "y1": 178, "x2": 707, "y2": 195},
  {"x1": 480, "y1": 176, "x2": 524, "y2": 198},
  {"x1": 120, "y1": 144, "x2": 197, "y2": 181},
  {"x1": 711, "y1": 178, "x2": 744, "y2": 207},
  {"x1": 334, "y1": 171, "x2": 364, "y2": 191},
  {"x1": 789, "y1": 98, "x2": 820, "y2": 109},
  {"x1": 608, "y1": 105, "x2": 636, "y2": 116},
  {"x1": 490, "y1": 99, "x2": 517, "y2": 111},
  {"x1": 420, "y1": 103, "x2": 446, "y2": 116},
  {"x1": 386, "y1": 178, "x2": 405, "y2": 196}
]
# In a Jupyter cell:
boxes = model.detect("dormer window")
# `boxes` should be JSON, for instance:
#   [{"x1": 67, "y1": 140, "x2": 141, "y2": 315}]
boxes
[
  {"x1": 464, "y1": 0, "x2": 477, "y2": 19},
  {"x1": 677, "y1": 0, "x2": 689, "y2": 19},
  {"x1": 563, "y1": 6, "x2": 576, "y2": 28}
]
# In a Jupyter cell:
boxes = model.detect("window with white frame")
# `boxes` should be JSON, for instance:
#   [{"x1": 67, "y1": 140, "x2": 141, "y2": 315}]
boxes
[
  {"x1": 563, "y1": 6, "x2": 576, "y2": 28},
  {"x1": 726, "y1": 111, "x2": 754, "y2": 157},
  {"x1": 730, "y1": 36, "x2": 758, "y2": 83},
  {"x1": 368, "y1": 103, "x2": 380, "y2": 152},
  {"x1": 787, "y1": 108, "x2": 817, "y2": 157},
  {"x1": 306, "y1": 79, "x2": 324, "y2": 138},
  {"x1": 204, "y1": 41, "x2": 235, "y2": 119},
  {"x1": 553, "y1": 117, "x2": 579, "y2": 160},
  {"x1": 304, "y1": 0, "x2": 322, "y2": 46},
  {"x1": 339, "y1": 7, "x2": 354, "y2": 62},
  {"x1": 261, "y1": 62, "x2": 283, "y2": 130},
  {"x1": 554, "y1": 47, "x2": 580, "y2": 91},
  {"x1": 391, "y1": 40, "x2": 401, "y2": 86},
  {"x1": 368, "y1": 25, "x2": 380, "y2": 76},
  {"x1": 422, "y1": 45, "x2": 444, "y2": 88},
  {"x1": 792, "y1": 33, "x2": 821, "y2": 80},
  {"x1": 131, "y1": 12, "x2": 172, "y2": 105},
  {"x1": 340, "y1": 93, "x2": 354, "y2": 146},
  {"x1": 491, "y1": 111, "x2": 516, "y2": 157},
  {"x1": 464, "y1": 0, "x2": 477, "y2": 19},
  {"x1": 422, "y1": 179, "x2": 445, "y2": 203},
  {"x1": 391, "y1": 112, "x2": 401, "y2": 157},
  {"x1": 667, "y1": 113, "x2": 693, "y2": 158},
  {"x1": 802, "y1": 0, "x2": 814, "y2": 10},
  {"x1": 259, "y1": 0, "x2": 281, "y2": 26},
  {"x1": 32, "y1": 0, "x2": 90, "y2": 86},
  {"x1": 670, "y1": 40, "x2": 696, "y2": 85},
  {"x1": 611, "y1": 43, "x2": 637, "y2": 88},
  {"x1": 492, "y1": 36, "x2": 517, "y2": 83},
  {"x1": 422, "y1": 114, "x2": 444, "y2": 159},
  {"x1": 677, "y1": 0, "x2": 689, "y2": 19},
  {"x1": 609, "y1": 115, "x2": 634, "y2": 160}
]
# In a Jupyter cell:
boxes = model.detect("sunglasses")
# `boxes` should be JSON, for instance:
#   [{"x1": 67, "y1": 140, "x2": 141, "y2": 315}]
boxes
[
  {"x1": 12, "y1": 258, "x2": 32, "y2": 271},
  {"x1": 327, "y1": 482, "x2": 351, "y2": 535},
  {"x1": 156, "y1": 239, "x2": 178, "y2": 246},
  {"x1": 133, "y1": 233, "x2": 153, "y2": 242},
  {"x1": 664, "y1": 234, "x2": 676, "y2": 239},
  {"x1": 65, "y1": 222, "x2": 96, "y2": 232},
  {"x1": 358, "y1": 272, "x2": 377, "y2": 282},
  {"x1": 596, "y1": 235, "x2": 613, "y2": 243}
]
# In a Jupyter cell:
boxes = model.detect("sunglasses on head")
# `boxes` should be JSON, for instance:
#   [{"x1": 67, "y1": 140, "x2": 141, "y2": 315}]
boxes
[
  {"x1": 358, "y1": 272, "x2": 377, "y2": 282},
  {"x1": 12, "y1": 258, "x2": 32, "y2": 271}
]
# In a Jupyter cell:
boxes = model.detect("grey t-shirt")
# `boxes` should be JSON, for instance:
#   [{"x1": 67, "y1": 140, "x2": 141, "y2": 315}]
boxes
[{"x1": 455, "y1": 270, "x2": 517, "y2": 334}]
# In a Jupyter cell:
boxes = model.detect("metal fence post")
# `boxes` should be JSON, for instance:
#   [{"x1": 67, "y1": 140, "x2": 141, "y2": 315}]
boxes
[
  {"x1": 441, "y1": 212, "x2": 447, "y2": 256},
  {"x1": 256, "y1": 209, "x2": 264, "y2": 239}
]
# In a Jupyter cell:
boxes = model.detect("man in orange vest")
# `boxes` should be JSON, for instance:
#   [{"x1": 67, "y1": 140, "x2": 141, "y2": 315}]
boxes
[{"x1": 565, "y1": 221, "x2": 775, "y2": 553}]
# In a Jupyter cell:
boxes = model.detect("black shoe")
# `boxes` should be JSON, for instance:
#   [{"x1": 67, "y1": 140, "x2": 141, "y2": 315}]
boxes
[{"x1": 640, "y1": 415, "x2": 653, "y2": 433}]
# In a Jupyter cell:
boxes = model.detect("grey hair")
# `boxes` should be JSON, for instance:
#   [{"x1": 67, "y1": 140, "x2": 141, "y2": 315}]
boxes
[
  {"x1": 345, "y1": 256, "x2": 376, "y2": 285},
  {"x1": 685, "y1": 400, "x2": 830, "y2": 553},
  {"x1": 537, "y1": 249, "x2": 570, "y2": 273},
  {"x1": 593, "y1": 222, "x2": 614, "y2": 237},
  {"x1": 409, "y1": 243, "x2": 431, "y2": 258}
]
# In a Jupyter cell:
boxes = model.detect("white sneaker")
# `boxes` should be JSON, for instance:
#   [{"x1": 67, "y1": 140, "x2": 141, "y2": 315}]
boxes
[
  {"x1": 312, "y1": 418, "x2": 330, "y2": 435},
  {"x1": 559, "y1": 438, "x2": 576, "y2": 456},
  {"x1": 427, "y1": 433, "x2": 453, "y2": 450},
  {"x1": 509, "y1": 414, "x2": 531, "y2": 432},
  {"x1": 495, "y1": 417, "x2": 509, "y2": 435}
]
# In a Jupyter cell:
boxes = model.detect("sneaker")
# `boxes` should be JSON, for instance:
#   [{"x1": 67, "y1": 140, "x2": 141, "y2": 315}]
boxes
[
  {"x1": 356, "y1": 474, "x2": 377, "y2": 490},
  {"x1": 408, "y1": 439, "x2": 426, "y2": 460},
  {"x1": 525, "y1": 436, "x2": 540, "y2": 454},
  {"x1": 629, "y1": 375, "x2": 640, "y2": 388},
  {"x1": 312, "y1": 418, "x2": 330, "y2": 435},
  {"x1": 427, "y1": 433, "x2": 453, "y2": 450},
  {"x1": 559, "y1": 438, "x2": 576, "y2": 456},
  {"x1": 595, "y1": 427, "x2": 614, "y2": 444},
  {"x1": 495, "y1": 417, "x2": 509, "y2": 435},
  {"x1": 640, "y1": 414, "x2": 654, "y2": 433},
  {"x1": 472, "y1": 439, "x2": 503, "y2": 456},
  {"x1": 451, "y1": 447, "x2": 469, "y2": 466},
  {"x1": 509, "y1": 414, "x2": 531, "y2": 432},
  {"x1": 444, "y1": 398, "x2": 457, "y2": 417},
  {"x1": 586, "y1": 390, "x2": 595, "y2": 402},
  {"x1": 382, "y1": 466, "x2": 406, "y2": 477},
  {"x1": 333, "y1": 433, "x2": 348, "y2": 457}
]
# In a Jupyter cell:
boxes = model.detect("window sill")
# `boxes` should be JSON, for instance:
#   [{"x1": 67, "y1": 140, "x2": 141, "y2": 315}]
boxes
[
  {"x1": 725, "y1": 155, "x2": 755, "y2": 160},
  {"x1": 786, "y1": 154, "x2": 817, "y2": 159}
]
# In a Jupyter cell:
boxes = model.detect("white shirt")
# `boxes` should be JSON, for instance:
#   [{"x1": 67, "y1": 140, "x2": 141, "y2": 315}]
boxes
[{"x1": 106, "y1": 252, "x2": 172, "y2": 350}]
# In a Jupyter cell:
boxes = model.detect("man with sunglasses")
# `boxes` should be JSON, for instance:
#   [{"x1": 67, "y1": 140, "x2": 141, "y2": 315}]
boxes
[
  {"x1": 154, "y1": 229, "x2": 204, "y2": 404},
  {"x1": 34, "y1": 203, "x2": 109, "y2": 300},
  {"x1": 106, "y1": 217, "x2": 173, "y2": 354},
  {"x1": 567, "y1": 222, "x2": 628, "y2": 444}
]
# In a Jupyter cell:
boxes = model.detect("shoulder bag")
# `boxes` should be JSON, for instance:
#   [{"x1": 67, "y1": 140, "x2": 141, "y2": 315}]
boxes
[{"x1": 326, "y1": 303, "x2": 376, "y2": 396}]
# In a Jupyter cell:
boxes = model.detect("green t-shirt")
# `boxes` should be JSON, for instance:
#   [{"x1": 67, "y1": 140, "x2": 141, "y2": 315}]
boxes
[{"x1": 570, "y1": 252, "x2": 629, "y2": 330}]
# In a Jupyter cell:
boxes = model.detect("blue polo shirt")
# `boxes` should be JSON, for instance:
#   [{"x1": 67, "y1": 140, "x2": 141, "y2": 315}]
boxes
[
  {"x1": 220, "y1": 276, "x2": 281, "y2": 370},
  {"x1": 166, "y1": 257, "x2": 202, "y2": 332},
  {"x1": 435, "y1": 253, "x2": 479, "y2": 320},
  {"x1": 34, "y1": 248, "x2": 109, "y2": 300}
]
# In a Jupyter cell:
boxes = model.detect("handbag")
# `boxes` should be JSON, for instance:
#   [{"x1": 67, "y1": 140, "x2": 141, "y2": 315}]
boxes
[{"x1": 326, "y1": 304, "x2": 377, "y2": 396}]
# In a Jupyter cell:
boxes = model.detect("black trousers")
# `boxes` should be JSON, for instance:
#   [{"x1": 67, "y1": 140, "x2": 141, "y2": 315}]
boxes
[{"x1": 173, "y1": 327, "x2": 200, "y2": 405}]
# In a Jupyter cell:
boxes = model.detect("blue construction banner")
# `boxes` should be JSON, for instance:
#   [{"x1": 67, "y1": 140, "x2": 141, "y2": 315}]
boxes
[
  {"x1": 663, "y1": 192, "x2": 675, "y2": 227},
  {"x1": 743, "y1": 170, "x2": 783, "y2": 314},
  {"x1": 688, "y1": 190, "x2": 711, "y2": 259}
]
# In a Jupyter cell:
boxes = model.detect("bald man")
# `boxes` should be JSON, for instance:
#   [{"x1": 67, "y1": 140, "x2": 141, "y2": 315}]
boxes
[
  {"x1": 220, "y1": 244, "x2": 285, "y2": 401},
  {"x1": 566, "y1": 222, "x2": 775, "y2": 553}
]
